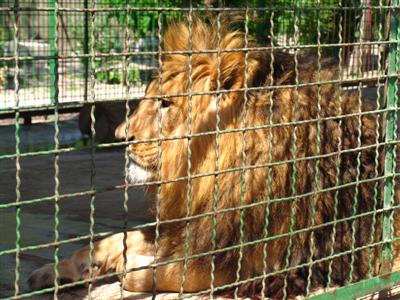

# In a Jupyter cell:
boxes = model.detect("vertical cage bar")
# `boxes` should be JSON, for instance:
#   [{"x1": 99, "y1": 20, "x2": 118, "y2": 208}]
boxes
[
  {"x1": 153, "y1": 1, "x2": 163, "y2": 297},
  {"x1": 261, "y1": 5, "x2": 275, "y2": 299},
  {"x1": 13, "y1": 0, "x2": 21, "y2": 296},
  {"x1": 83, "y1": 0, "x2": 89, "y2": 102},
  {"x1": 368, "y1": 0, "x2": 384, "y2": 279},
  {"x1": 179, "y1": 1, "x2": 193, "y2": 296},
  {"x1": 49, "y1": 0, "x2": 58, "y2": 106},
  {"x1": 210, "y1": 9, "x2": 222, "y2": 299},
  {"x1": 88, "y1": 0, "x2": 97, "y2": 297},
  {"x1": 50, "y1": 0, "x2": 61, "y2": 298},
  {"x1": 381, "y1": 0, "x2": 400, "y2": 274},
  {"x1": 234, "y1": 1, "x2": 250, "y2": 298},
  {"x1": 121, "y1": 0, "x2": 131, "y2": 297},
  {"x1": 283, "y1": 3, "x2": 300, "y2": 299},
  {"x1": 327, "y1": 0, "x2": 344, "y2": 289},
  {"x1": 349, "y1": 0, "x2": 365, "y2": 284},
  {"x1": 306, "y1": 0, "x2": 322, "y2": 296}
]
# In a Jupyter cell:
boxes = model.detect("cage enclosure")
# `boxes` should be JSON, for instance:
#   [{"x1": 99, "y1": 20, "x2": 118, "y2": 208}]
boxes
[{"x1": 0, "y1": 1, "x2": 400, "y2": 300}]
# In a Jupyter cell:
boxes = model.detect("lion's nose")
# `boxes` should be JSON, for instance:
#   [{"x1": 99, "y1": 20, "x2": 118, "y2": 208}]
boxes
[
  {"x1": 116, "y1": 132, "x2": 135, "y2": 141},
  {"x1": 115, "y1": 122, "x2": 135, "y2": 141}
]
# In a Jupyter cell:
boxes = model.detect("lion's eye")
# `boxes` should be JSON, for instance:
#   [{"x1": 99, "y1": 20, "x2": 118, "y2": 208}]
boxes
[{"x1": 160, "y1": 99, "x2": 172, "y2": 108}]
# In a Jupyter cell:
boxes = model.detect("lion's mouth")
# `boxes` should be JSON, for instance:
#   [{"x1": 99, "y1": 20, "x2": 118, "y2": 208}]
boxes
[
  {"x1": 127, "y1": 154, "x2": 156, "y2": 184},
  {"x1": 128, "y1": 152, "x2": 157, "y2": 169}
]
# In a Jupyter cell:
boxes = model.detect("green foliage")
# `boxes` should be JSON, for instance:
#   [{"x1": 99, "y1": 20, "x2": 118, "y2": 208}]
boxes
[
  {"x1": 93, "y1": 58, "x2": 142, "y2": 85},
  {"x1": 101, "y1": 0, "x2": 158, "y2": 37},
  {"x1": 99, "y1": 0, "x2": 186, "y2": 37},
  {"x1": 241, "y1": 0, "x2": 345, "y2": 46},
  {"x1": 75, "y1": 0, "x2": 190, "y2": 84},
  {"x1": 72, "y1": 0, "x2": 376, "y2": 84}
]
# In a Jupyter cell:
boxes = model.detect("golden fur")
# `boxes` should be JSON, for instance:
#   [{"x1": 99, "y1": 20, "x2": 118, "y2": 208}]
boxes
[{"x1": 29, "y1": 18, "x2": 400, "y2": 298}]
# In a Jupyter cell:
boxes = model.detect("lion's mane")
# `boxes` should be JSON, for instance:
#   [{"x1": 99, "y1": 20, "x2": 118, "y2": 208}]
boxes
[{"x1": 138, "y1": 18, "x2": 395, "y2": 297}]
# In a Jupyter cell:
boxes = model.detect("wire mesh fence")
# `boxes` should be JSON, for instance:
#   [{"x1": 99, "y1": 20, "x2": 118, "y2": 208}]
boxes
[{"x1": 0, "y1": 0, "x2": 400, "y2": 299}]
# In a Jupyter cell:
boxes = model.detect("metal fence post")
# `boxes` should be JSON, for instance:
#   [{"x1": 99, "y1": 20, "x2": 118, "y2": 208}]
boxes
[{"x1": 381, "y1": 0, "x2": 400, "y2": 274}]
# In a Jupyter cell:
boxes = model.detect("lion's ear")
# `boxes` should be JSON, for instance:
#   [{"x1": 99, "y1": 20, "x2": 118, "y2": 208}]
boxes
[
  {"x1": 209, "y1": 32, "x2": 246, "y2": 92},
  {"x1": 209, "y1": 33, "x2": 269, "y2": 92},
  {"x1": 211, "y1": 53, "x2": 244, "y2": 92},
  {"x1": 210, "y1": 49, "x2": 296, "y2": 93}
]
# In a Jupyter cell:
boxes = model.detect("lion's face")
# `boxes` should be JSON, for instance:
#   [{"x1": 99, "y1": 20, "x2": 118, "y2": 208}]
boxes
[
  {"x1": 115, "y1": 75, "x2": 214, "y2": 182},
  {"x1": 114, "y1": 21, "x2": 254, "y2": 184}
]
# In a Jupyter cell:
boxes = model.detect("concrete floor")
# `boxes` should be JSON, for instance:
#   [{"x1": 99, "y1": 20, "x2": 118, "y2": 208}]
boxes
[{"x1": 0, "y1": 117, "x2": 151, "y2": 298}]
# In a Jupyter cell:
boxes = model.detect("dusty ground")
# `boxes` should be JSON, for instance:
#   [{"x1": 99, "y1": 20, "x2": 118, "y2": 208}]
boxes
[{"x1": 0, "y1": 116, "x2": 151, "y2": 298}]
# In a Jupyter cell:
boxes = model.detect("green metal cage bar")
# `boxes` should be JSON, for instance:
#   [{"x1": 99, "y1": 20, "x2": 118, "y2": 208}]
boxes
[
  {"x1": 49, "y1": 0, "x2": 58, "y2": 106},
  {"x1": 381, "y1": 0, "x2": 400, "y2": 275},
  {"x1": 12, "y1": 0, "x2": 21, "y2": 297},
  {"x1": 311, "y1": 270, "x2": 400, "y2": 300}
]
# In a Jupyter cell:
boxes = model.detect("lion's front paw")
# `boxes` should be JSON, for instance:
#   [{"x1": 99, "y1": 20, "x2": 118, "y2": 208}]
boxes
[
  {"x1": 28, "y1": 263, "x2": 56, "y2": 290},
  {"x1": 28, "y1": 263, "x2": 74, "y2": 291}
]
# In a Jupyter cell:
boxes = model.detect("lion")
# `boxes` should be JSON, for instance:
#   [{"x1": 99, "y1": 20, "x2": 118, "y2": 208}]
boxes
[{"x1": 29, "y1": 18, "x2": 400, "y2": 298}]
